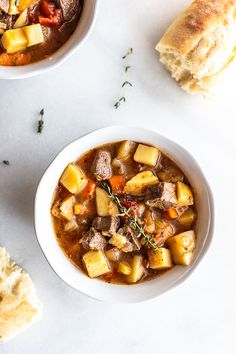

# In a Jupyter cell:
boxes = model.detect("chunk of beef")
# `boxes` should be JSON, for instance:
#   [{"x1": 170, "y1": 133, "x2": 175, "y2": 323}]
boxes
[
  {"x1": 80, "y1": 227, "x2": 107, "y2": 251},
  {"x1": 0, "y1": 0, "x2": 9, "y2": 13},
  {"x1": 91, "y1": 150, "x2": 112, "y2": 181},
  {"x1": 157, "y1": 166, "x2": 183, "y2": 183},
  {"x1": 0, "y1": 11, "x2": 13, "y2": 29},
  {"x1": 56, "y1": 0, "x2": 81, "y2": 22},
  {"x1": 92, "y1": 216, "x2": 120, "y2": 235},
  {"x1": 145, "y1": 182, "x2": 177, "y2": 210},
  {"x1": 117, "y1": 225, "x2": 141, "y2": 252}
]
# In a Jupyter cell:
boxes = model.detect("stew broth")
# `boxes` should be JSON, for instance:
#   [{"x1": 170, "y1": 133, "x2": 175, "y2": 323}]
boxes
[{"x1": 51, "y1": 141, "x2": 197, "y2": 285}]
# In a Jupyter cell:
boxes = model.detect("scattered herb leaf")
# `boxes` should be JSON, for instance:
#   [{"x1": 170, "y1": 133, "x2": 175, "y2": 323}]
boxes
[
  {"x1": 125, "y1": 65, "x2": 131, "y2": 72},
  {"x1": 100, "y1": 181, "x2": 157, "y2": 252},
  {"x1": 114, "y1": 96, "x2": 126, "y2": 109},
  {"x1": 37, "y1": 109, "x2": 44, "y2": 134},
  {"x1": 122, "y1": 80, "x2": 133, "y2": 88},
  {"x1": 2, "y1": 160, "x2": 10, "y2": 166},
  {"x1": 122, "y1": 48, "x2": 133, "y2": 59}
]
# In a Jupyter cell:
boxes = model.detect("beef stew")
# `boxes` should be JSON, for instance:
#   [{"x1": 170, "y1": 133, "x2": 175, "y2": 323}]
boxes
[
  {"x1": 0, "y1": 0, "x2": 83, "y2": 65},
  {"x1": 51, "y1": 141, "x2": 197, "y2": 285}
]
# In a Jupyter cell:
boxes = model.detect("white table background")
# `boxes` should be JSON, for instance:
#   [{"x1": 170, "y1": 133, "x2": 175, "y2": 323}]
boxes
[{"x1": 0, "y1": 0, "x2": 235, "y2": 353}]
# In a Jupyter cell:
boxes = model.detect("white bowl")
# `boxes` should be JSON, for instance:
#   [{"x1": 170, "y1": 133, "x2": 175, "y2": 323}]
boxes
[
  {"x1": 34, "y1": 126, "x2": 214, "y2": 303},
  {"x1": 0, "y1": 0, "x2": 99, "y2": 79}
]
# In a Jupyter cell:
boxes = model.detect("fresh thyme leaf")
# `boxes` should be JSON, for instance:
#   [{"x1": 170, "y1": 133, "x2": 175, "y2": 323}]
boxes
[
  {"x1": 122, "y1": 81, "x2": 133, "y2": 88},
  {"x1": 125, "y1": 65, "x2": 131, "y2": 72},
  {"x1": 114, "y1": 96, "x2": 126, "y2": 109},
  {"x1": 100, "y1": 181, "x2": 157, "y2": 252},
  {"x1": 2, "y1": 160, "x2": 10, "y2": 166},
  {"x1": 37, "y1": 108, "x2": 44, "y2": 133},
  {"x1": 122, "y1": 48, "x2": 133, "y2": 59}
]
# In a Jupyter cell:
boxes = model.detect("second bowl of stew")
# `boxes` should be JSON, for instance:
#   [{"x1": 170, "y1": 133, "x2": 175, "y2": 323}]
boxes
[
  {"x1": 0, "y1": 0, "x2": 98, "y2": 78},
  {"x1": 35, "y1": 126, "x2": 214, "y2": 302}
]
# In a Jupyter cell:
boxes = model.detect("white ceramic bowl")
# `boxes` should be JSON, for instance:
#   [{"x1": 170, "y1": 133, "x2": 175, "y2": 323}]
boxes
[
  {"x1": 0, "y1": 0, "x2": 99, "y2": 79},
  {"x1": 34, "y1": 126, "x2": 214, "y2": 303}
]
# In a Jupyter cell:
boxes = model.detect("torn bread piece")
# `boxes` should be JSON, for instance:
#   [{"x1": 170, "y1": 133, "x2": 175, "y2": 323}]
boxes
[
  {"x1": 0, "y1": 247, "x2": 42, "y2": 341},
  {"x1": 156, "y1": 0, "x2": 236, "y2": 94}
]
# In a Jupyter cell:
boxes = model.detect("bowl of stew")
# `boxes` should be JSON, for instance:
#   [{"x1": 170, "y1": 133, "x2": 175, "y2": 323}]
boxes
[
  {"x1": 0, "y1": 0, "x2": 98, "y2": 78},
  {"x1": 35, "y1": 126, "x2": 214, "y2": 302}
]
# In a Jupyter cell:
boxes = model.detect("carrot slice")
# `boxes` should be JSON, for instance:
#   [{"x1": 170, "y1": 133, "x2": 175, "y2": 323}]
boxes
[
  {"x1": 80, "y1": 178, "x2": 96, "y2": 198},
  {"x1": 109, "y1": 175, "x2": 126, "y2": 193},
  {"x1": 166, "y1": 208, "x2": 178, "y2": 219}
]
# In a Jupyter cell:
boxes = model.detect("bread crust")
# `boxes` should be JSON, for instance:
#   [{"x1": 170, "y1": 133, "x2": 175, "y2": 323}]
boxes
[
  {"x1": 0, "y1": 247, "x2": 42, "y2": 341},
  {"x1": 156, "y1": 0, "x2": 236, "y2": 55}
]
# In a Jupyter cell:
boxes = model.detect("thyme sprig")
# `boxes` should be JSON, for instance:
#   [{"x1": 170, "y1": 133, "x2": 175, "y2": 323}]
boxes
[
  {"x1": 100, "y1": 181, "x2": 157, "y2": 251},
  {"x1": 2, "y1": 160, "x2": 10, "y2": 166},
  {"x1": 122, "y1": 48, "x2": 133, "y2": 59},
  {"x1": 122, "y1": 81, "x2": 133, "y2": 88},
  {"x1": 114, "y1": 97, "x2": 126, "y2": 109},
  {"x1": 114, "y1": 48, "x2": 133, "y2": 109},
  {"x1": 37, "y1": 109, "x2": 44, "y2": 133}
]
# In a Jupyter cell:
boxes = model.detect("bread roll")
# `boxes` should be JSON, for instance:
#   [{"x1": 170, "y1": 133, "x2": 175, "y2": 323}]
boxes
[
  {"x1": 156, "y1": 0, "x2": 236, "y2": 94},
  {"x1": 0, "y1": 247, "x2": 42, "y2": 341}
]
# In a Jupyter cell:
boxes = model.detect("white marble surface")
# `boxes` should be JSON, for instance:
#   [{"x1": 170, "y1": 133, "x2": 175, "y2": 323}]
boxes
[{"x1": 0, "y1": 0, "x2": 235, "y2": 353}]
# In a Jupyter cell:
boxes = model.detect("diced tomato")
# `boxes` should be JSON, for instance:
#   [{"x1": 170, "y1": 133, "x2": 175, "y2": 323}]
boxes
[
  {"x1": 38, "y1": 8, "x2": 62, "y2": 27},
  {"x1": 121, "y1": 197, "x2": 138, "y2": 210},
  {"x1": 40, "y1": 0, "x2": 55, "y2": 17},
  {"x1": 28, "y1": 12, "x2": 37, "y2": 24}
]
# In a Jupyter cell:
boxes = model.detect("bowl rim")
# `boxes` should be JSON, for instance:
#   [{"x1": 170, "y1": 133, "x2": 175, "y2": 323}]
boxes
[
  {"x1": 0, "y1": 0, "x2": 100, "y2": 80},
  {"x1": 34, "y1": 126, "x2": 215, "y2": 303}
]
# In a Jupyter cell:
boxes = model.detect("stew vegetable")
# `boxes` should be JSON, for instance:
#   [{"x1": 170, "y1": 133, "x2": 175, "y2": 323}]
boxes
[
  {"x1": 0, "y1": 0, "x2": 83, "y2": 65},
  {"x1": 51, "y1": 141, "x2": 197, "y2": 284}
]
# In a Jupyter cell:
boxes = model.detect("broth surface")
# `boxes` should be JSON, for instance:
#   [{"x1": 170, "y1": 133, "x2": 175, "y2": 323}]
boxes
[{"x1": 51, "y1": 141, "x2": 197, "y2": 285}]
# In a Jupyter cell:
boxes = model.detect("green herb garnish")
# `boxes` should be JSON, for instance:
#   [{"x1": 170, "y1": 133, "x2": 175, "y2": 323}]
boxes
[
  {"x1": 2, "y1": 160, "x2": 10, "y2": 166},
  {"x1": 125, "y1": 65, "x2": 131, "y2": 72},
  {"x1": 122, "y1": 48, "x2": 133, "y2": 59},
  {"x1": 122, "y1": 81, "x2": 133, "y2": 88},
  {"x1": 100, "y1": 181, "x2": 157, "y2": 252},
  {"x1": 114, "y1": 96, "x2": 126, "y2": 109},
  {"x1": 37, "y1": 109, "x2": 44, "y2": 133}
]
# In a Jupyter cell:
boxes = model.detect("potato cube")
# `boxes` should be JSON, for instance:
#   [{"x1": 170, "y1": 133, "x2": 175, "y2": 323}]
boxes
[
  {"x1": 13, "y1": 9, "x2": 28, "y2": 29},
  {"x1": 134, "y1": 144, "x2": 159, "y2": 166},
  {"x1": 60, "y1": 196, "x2": 74, "y2": 221},
  {"x1": 177, "y1": 182, "x2": 194, "y2": 206},
  {"x1": 105, "y1": 248, "x2": 121, "y2": 262},
  {"x1": 60, "y1": 164, "x2": 87, "y2": 194},
  {"x1": 148, "y1": 248, "x2": 173, "y2": 270},
  {"x1": 95, "y1": 187, "x2": 119, "y2": 216},
  {"x1": 167, "y1": 230, "x2": 195, "y2": 266},
  {"x1": 23, "y1": 24, "x2": 44, "y2": 47},
  {"x1": 83, "y1": 251, "x2": 110, "y2": 278},
  {"x1": 127, "y1": 255, "x2": 145, "y2": 283},
  {"x1": 64, "y1": 220, "x2": 78, "y2": 232},
  {"x1": 124, "y1": 171, "x2": 158, "y2": 195},
  {"x1": 109, "y1": 234, "x2": 127, "y2": 249},
  {"x1": 171, "y1": 252, "x2": 193, "y2": 266},
  {"x1": 117, "y1": 140, "x2": 137, "y2": 161},
  {"x1": 1, "y1": 28, "x2": 27, "y2": 53},
  {"x1": 118, "y1": 262, "x2": 132, "y2": 275},
  {"x1": 179, "y1": 208, "x2": 196, "y2": 226}
]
